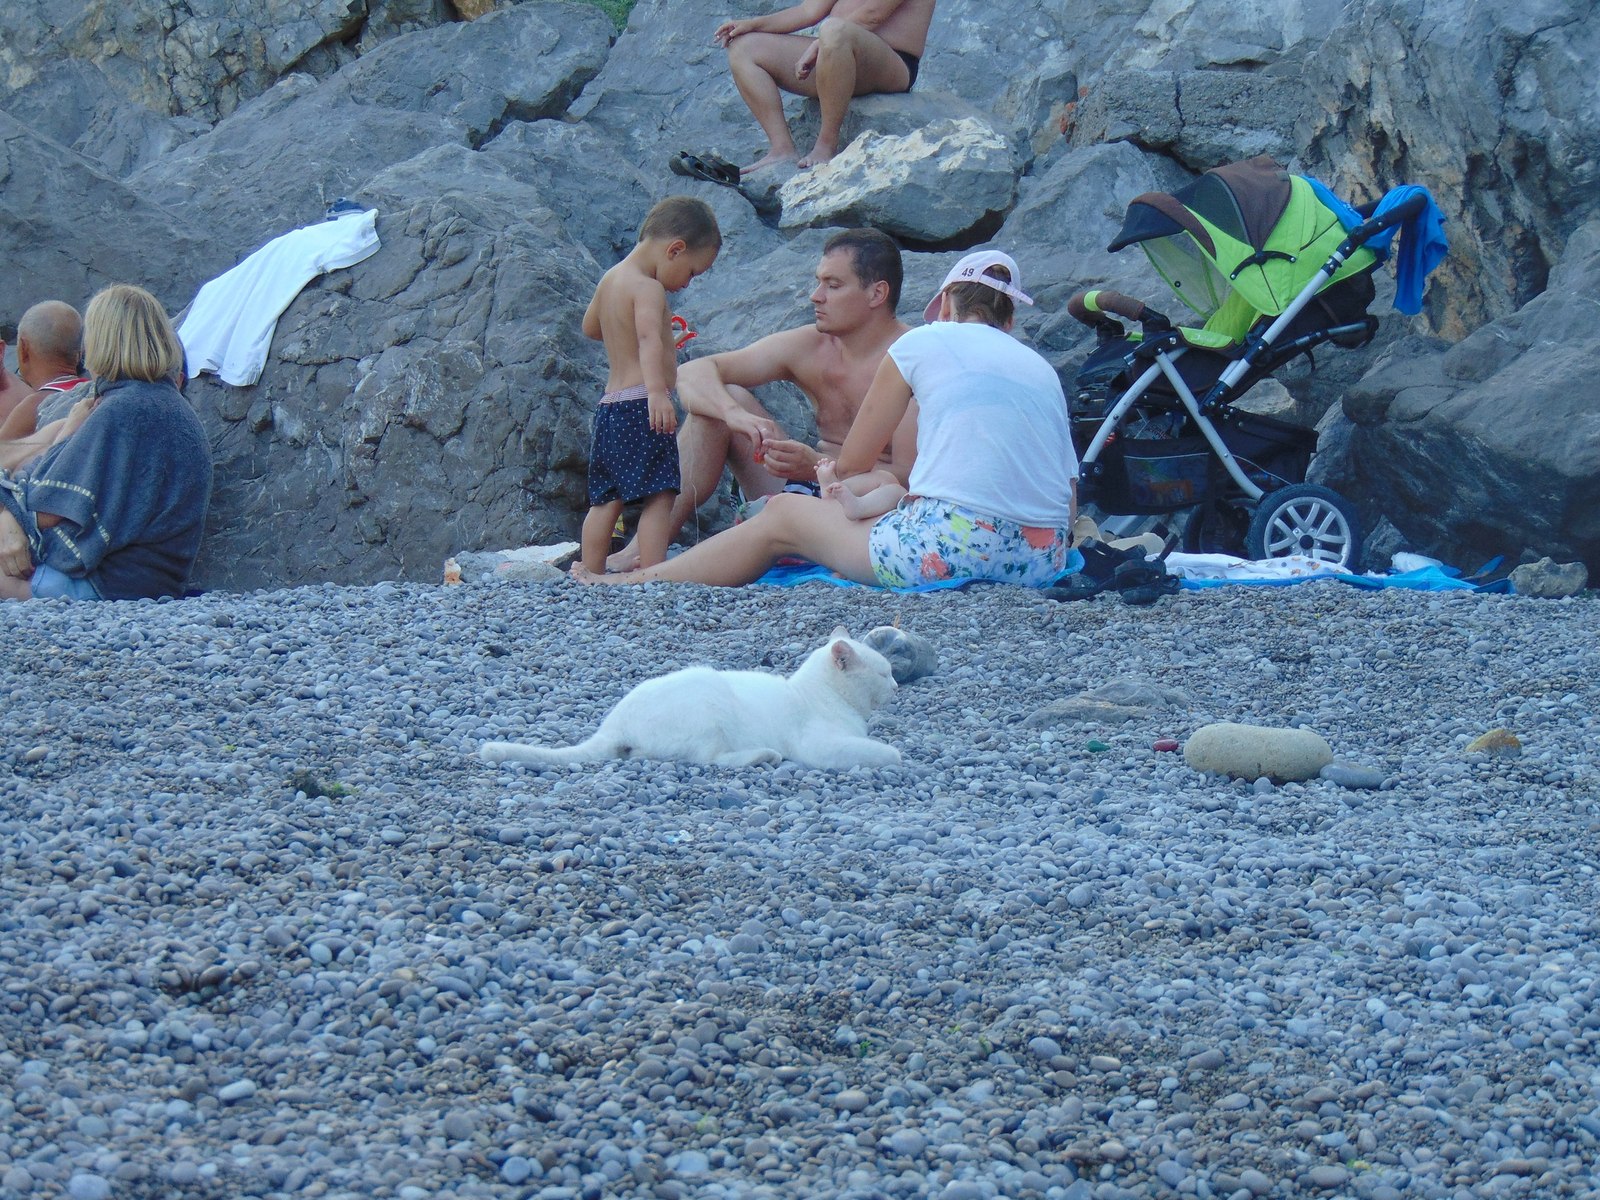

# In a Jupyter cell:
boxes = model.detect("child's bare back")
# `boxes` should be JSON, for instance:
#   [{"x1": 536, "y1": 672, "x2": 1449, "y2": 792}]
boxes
[{"x1": 586, "y1": 261, "x2": 677, "y2": 418}]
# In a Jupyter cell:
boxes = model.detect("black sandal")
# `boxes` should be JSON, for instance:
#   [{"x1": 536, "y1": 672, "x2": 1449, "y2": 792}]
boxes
[{"x1": 669, "y1": 150, "x2": 741, "y2": 187}]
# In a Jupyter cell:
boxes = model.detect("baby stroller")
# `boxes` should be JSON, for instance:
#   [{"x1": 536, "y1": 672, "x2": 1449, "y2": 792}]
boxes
[{"x1": 1067, "y1": 155, "x2": 1442, "y2": 569}]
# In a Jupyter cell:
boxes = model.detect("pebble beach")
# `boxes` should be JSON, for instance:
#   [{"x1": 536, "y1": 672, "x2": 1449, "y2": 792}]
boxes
[{"x1": 2, "y1": 579, "x2": 1598, "y2": 1200}]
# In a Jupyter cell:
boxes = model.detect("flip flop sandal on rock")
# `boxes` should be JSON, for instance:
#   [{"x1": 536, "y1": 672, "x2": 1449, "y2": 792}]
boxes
[{"x1": 669, "y1": 150, "x2": 741, "y2": 187}]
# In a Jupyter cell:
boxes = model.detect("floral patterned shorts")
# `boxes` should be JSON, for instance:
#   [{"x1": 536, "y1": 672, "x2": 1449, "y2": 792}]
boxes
[{"x1": 867, "y1": 496, "x2": 1072, "y2": 588}]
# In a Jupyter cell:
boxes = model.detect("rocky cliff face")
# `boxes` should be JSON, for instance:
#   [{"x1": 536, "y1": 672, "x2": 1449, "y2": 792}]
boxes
[{"x1": 3, "y1": 0, "x2": 1596, "y2": 586}]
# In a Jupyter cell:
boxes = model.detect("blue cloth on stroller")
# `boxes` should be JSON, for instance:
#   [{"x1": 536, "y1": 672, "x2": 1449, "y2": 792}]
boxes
[{"x1": 1306, "y1": 180, "x2": 1450, "y2": 315}]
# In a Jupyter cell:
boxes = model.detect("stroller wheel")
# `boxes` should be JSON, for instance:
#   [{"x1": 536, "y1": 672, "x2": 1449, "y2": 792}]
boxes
[
  {"x1": 1246, "y1": 484, "x2": 1363, "y2": 570},
  {"x1": 1182, "y1": 498, "x2": 1251, "y2": 558}
]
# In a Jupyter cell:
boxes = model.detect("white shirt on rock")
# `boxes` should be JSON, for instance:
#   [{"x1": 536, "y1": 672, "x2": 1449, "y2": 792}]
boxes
[{"x1": 178, "y1": 210, "x2": 381, "y2": 387}]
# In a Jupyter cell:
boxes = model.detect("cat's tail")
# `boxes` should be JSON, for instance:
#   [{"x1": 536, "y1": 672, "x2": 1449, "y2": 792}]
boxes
[{"x1": 478, "y1": 736, "x2": 610, "y2": 767}]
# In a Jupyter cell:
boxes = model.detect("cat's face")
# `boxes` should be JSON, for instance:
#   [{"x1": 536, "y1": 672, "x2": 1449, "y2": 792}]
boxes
[{"x1": 827, "y1": 628, "x2": 897, "y2": 710}]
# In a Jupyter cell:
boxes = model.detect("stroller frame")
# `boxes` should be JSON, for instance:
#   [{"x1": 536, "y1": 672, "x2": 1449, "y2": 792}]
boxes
[{"x1": 1069, "y1": 163, "x2": 1432, "y2": 567}]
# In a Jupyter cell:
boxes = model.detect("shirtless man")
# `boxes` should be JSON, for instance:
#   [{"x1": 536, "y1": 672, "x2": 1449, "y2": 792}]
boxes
[
  {"x1": 714, "y1": 0, "x2": 937, "y2": 172},
  {"x1": 608, "y1": 227, "x2": 913, "y2": 572}
]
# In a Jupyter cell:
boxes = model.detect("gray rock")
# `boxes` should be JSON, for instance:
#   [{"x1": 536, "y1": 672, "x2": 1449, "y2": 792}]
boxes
[
  {"x1": 1319, "y1": 763, "x2": 1387, "y2": 789},
  {"x1": 0, "y1": 0, "x2": 367, "y2": 125},
  {"x1": 833, "y1": 1088, "x2": 870, "y2": 1113},
  {"x1": 1312, "y1": 220, "x2": 1600, "y2": 578},
  {"x1": 1028, "y1": 1035, "x2": 1062, "y2": 1060},
  {"x1": 1070, "y1": 69, "x2": 1304, "y2": 171},
  {"x1": 887, "y1": 1128, "x2": 926, "y2": 1156},
  {"x1": 777, "y1": 115, "x2": 1019, "y2": 243},
  {"x1": 1024, "y1": 675, "x2": 1189, "y2": 728},
  {"x1": 0, "y1": 59, "x2": 208, "y2": 178},
  {"x1": 863, "y1": 625, "x2": 939, "y2": 684},
  {"x1": 66, "y1": 1175, "x2": 111, "y2": 1200},
  {"x1": 1301, "y1": 0, "x2": 1600, "y2": 334},
  {"x1": 1510, "y1": 557, "x2": 1589, "y2": 598},
  {"x1": 0, "y1": 112, "x2": 223, "y2": 322},
  {"x1": 1184, "y1": 721, "x2": 1334, "y2": 782},
  {"x1": 1024, "y1": 698, "x2": 1148, "y2": 728},
  {"x1": 318, "y1": 4, "x2": 612, "y2": 145}
]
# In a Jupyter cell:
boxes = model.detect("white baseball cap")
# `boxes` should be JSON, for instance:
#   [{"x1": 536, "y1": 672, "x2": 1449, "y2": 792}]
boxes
[{"x1": 922, "y1": 250, "x2": 1034, "y2": 322}]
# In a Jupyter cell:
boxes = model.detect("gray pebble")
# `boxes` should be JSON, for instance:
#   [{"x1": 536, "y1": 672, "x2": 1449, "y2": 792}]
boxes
[
  {"x1": 1320, "y1": 762, "x2": 1387, "y2": 789},
  {"x1": 1028, "y1": 1035, "x2": 1062, "y2": 1060},
  {"x1": 834, "y1": 1088, "x2": 870, "y2": 1113},
  {"x1": 67, "y1": 1175, "x2": 111, "y2": 1200},
  {"x1": 887, "y1": 1129, "x2": 926, "y2": 1156}
]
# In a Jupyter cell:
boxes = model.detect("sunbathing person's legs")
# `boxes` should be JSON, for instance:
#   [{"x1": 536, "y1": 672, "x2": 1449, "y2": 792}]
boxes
[
  {"x1": 578, "y1": 491, "x2": 877, "y2": 588},
  {"x1": 801, "y1": 18, "x2": 914, "y2": 168}
]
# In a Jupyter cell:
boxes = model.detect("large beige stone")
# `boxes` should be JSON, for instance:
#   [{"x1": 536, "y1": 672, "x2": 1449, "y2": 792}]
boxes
[{"x1": 1184, "y1": 722, "x2": 1333, "y2": 782}]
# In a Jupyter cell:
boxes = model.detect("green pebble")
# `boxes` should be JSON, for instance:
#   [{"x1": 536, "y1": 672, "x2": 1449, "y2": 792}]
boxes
[{"x1": 1086, "y1": 740, "x2": 1110, "y2": 752}]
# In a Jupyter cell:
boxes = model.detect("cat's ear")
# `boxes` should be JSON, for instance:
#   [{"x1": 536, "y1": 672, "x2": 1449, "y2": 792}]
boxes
[
  {"x1": 831, "y1": 639, "x2": 858, "y2": 671},
  {"x1": 830, "y1": 624, "x2": 850, "y2": 641}
]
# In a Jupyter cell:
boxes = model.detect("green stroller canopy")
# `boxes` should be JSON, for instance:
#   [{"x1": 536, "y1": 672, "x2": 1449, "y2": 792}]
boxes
[{"x1": 1109, "y1": 155, "x2": 1378, "y2": 343}]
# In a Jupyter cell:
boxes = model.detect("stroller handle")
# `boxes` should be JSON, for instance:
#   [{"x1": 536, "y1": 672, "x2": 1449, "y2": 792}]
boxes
[
  {"x1": 1347, "y1": 190, "x2": 1430, "y2": 248},
  {"x1": 1068, "y1": 288, "x2": 1171, "y2": 333}
]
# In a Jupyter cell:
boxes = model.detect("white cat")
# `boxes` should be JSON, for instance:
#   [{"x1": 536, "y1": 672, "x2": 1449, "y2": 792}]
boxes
[{"x1": 479, "y1": 627, "x2": 901, "y2": 770}]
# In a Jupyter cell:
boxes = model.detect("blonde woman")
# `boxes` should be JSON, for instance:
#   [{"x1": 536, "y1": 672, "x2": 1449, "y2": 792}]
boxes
[{"x1": 0, "y1": 284, "x2": 212, "y2": 600}]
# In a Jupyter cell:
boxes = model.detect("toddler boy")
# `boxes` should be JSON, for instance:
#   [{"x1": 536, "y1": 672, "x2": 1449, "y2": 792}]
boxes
[{"x1": 580, "y1": 196, "x2": 721, "y2": 573}]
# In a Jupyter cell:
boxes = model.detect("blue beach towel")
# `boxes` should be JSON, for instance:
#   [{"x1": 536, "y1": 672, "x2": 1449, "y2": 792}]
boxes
[
  {"x1": 754, "y1": 548, "x2": 1086, "y2": 593},
  {"x1": 1178, "y1": 562, "x2": 1509, "y2": 594}
]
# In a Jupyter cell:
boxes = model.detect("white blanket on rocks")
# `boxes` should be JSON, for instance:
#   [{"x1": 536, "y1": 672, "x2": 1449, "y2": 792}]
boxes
[{"x1": 178, "y1": 210, "x2": 380, "y2": 386}]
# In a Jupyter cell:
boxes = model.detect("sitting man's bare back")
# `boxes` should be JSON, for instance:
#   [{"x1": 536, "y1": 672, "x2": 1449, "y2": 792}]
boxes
[
  {"x1": 713, "y1": 0, "x2": 936, "y2": 172},
  {"x1": 608, "y1": 227, "x2": 915, "y2": 572}
]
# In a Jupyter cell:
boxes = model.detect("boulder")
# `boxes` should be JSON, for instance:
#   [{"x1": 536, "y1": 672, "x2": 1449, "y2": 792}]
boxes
[
  {"x1": 131, "y1": 4, "x2": 613, "y2": 256},
  {"x1": 480, "y1": 119, "x2": 783, "y2": 275},
  {"x1": 187, "y1": 143, "x2": 607, "y2": 590},
  {"x1": 990, "y1": 140, "x2": 1184, "y2": 368},
  {"x1": 2, "y1": 0, "x2": 1597, "y2": 593},
  {"x1": 1300, "y1": 0, "x2": 1600, "y2": 337},
  {"x1": 1310, "y1": 219, "x2": 1600, "y2": 573},
  {"x1": 0, "y1": 0, "x2": 370, "y2": 124},
  {"x1": 0, "y1": 112, "x2": 222, "y2": 321},
  {"x1": 1071, "y1": 70, "x2": 1304, "y2": 172},
  {"x1": 1115, "y1": 0, "x2": 1347, "y2": 71},
  {"x1": 0, "y1": 60, "x2": 207, "y2": 178},
  {"x1": 316, "y1": 3, "x2": 613, "y2": 145},
  {"x1": 777, "y1": 116, "x2": 1018, "y2": 244},
  {"x1": 1509, "y1": 558, "x2": 1589, "y2": 599},
  {"x1": 130, "y1": 75, "x2": 471, "y2": 261},
  {"x1": 1183, "y1": 722, "x2": 1334, "y2": 782}
]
